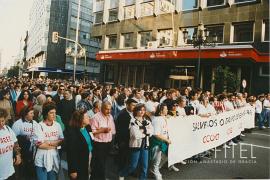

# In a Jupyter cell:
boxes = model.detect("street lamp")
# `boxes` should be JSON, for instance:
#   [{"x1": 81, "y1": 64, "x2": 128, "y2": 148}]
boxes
[
  {"x1": 183, "y1": 23, "x2": 217, "y2": 88},
  {"x1": 52, "y1": 0, "x2": 88, "y2": 83}
]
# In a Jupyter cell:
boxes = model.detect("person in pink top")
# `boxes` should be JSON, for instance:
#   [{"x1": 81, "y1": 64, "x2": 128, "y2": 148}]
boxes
[{"x1": 90, "y1": 101, "x2": 115, "y2": 180}]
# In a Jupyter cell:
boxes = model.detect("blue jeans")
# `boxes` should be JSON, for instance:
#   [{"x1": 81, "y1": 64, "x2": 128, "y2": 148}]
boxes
[
  {"x1": 262, "y1": 109, "x2": 270, "y2": 126},
  {"x1": 255, "y1": 113, "x2": 264, "y2": 128},
  {"x1": 120, "y1": 148, "x2": 149, "y2": 180},
  {"x1": 36, "y1": 166, "x2": 57, "y2": 180}
]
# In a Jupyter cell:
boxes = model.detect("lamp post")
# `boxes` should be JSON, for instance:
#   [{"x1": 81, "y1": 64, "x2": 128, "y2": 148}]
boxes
[
  {"x1": 183, "y1": 23, "x2": 217, "y2": 88},
  {"x1": 52, "y1": 0, "x2": 88, "y2": 83}
]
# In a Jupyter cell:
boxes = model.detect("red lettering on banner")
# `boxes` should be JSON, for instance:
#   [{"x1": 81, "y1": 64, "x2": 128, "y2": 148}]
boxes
[
  {"x1": 0, "y1": 136, "x2": 12, "y2": 144},
  {"x1": 0, "y1": 144, "x2": 14, "y2": 155},
  {"x1": 45, "y1": 131, "x2": 58, "y2": 138},
  {"x1": 203, "y1": 133, "x2": 220, "y2": 144}
]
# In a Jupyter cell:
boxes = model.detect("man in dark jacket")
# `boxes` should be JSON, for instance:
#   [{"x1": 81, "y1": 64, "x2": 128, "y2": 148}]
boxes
[
  {"x1": 115, "y1": 98, "x2": 137, "y2": 170},
  {"x1": 58, "y1": 90, "x2": 76, "y2": 127},
  {"x1": 52, "y1": 85, "x2": 65, "y2": 113}
]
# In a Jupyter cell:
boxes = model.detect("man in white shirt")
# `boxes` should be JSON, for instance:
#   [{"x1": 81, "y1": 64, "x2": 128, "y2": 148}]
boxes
[{"x1": 255, "y1": 95, "x2": 265, "y2": 129}]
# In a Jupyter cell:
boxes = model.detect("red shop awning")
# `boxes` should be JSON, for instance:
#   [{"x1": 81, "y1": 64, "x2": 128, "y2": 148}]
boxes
[{"x1": 96, "y1": 45, "x2": 269, "y2": 63}]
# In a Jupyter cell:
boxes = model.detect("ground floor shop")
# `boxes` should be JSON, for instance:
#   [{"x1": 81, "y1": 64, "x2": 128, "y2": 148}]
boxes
[{"x1": 97, "y1": 45, "x2": 269, "y2": 95}]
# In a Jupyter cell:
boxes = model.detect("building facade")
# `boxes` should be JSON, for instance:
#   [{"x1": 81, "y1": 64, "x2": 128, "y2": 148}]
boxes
[
  {"x1": 26, "y1": 0, "x2": 100, "y2": 80},
  {"x1": 92, "y1": 0, "x2": 269, "y2": 94}
]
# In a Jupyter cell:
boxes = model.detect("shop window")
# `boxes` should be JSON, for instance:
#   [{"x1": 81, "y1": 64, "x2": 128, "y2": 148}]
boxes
[
  {"x1": 259, "y1": 66, "x2": 270, "y2": 77},
  {"x1": 182, "y1": 0, "x2": 198, "y2": 11},
  {"x1": 207, "y1": 0, "x2": 225, "y2": 7},
  {"x1": 233, "y1": 22, "x2": 254, "y2": 42}
]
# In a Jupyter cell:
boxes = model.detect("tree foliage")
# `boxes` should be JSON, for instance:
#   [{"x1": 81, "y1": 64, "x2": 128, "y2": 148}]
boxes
[
  {"x1": 7, "y1": 66, "x2": 19, "y2": 78},
  {"x1": 213, "y1": 65, "x2": 240, "y2": 93}
]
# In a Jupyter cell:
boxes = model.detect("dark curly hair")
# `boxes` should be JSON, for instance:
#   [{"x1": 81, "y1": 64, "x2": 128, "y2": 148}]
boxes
[{"x1": 42, "y1": 102, "x2": 57, "y2": 120}]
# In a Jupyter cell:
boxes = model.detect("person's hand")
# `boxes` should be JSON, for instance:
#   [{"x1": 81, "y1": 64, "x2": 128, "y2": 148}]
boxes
[
  {"x1": 70, "y1": 172, "x2": 77, "y2": 179},
  {"x1": 103, "y1": 127, "x2": 111, "y2": 133},
  {"x1": 167, "y1": 139, "x2": 172, "y2": 144},
  {"x1": 14, "y1": 155, "x2": 21, "y2": 165}
]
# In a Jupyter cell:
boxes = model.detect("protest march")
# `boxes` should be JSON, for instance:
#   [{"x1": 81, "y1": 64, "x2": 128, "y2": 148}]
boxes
[{"x1": 0, "y1": 77, "x2": 269, "y2": 180}]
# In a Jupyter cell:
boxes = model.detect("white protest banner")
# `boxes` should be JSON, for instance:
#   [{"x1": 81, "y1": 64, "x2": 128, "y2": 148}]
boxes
[{"x1": 167, "y1": 106, "x2": 255, "y2": 167}]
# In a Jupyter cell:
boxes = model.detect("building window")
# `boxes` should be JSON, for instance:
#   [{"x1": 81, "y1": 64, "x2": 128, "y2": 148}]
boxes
[
  {"x1": 158, "y1": 29, "x2": 173, "y2": 46},
  {"x1": 124, "y1": 5, "x2": 135, "y2": 19},
  {"x1": 140, "y1": 31, "x2": 152, "y2": 47},
  {"x1": 123, "y1": 33, "x2": 133, "y2": 47},
  {"x1": 108, "y1": 35, "x2": 117, "y2": 49},
  {"x1": 235, "y1": 0, "x2": 257, "y2": 3},
  {"x1": 263, "y1": 20, "x2": 269, "y2": 41},
  {"x1": 95, "y1": 12, "x2": 103, "y2": 24},
  {"x1": 159, "y1": 0, "x2": 175, "y2": 14},
  {"x1": 207, "y1": 0, "x2": 225, "y2": 7},
  {"x1": 110, "y1": 0, "x2": 119, "y2": 9},
  {"x1": 182, "y1": 27, "x2": 198, "y2": 44},
  {"x1": 109, "y1": 9, "x2": 118, "y2": 22},
  {"x1": 259, "y1": 65, "x2": 270, "y2": 77},
  {"x1": 141, "y1": 1, "x2": 154, "y2": 17},
  {"x1": 233, "y1": 22, "x2": 254, "y2": 42},
  {"x1": 182, "y1": 0, "x2": 198, "y2": 11},
  {"x1": 205, "y1": 25, "x2": 224, "y2": 43},
  {"x1": 125, "y1": 0, "x2": 135, "y2": 5}
]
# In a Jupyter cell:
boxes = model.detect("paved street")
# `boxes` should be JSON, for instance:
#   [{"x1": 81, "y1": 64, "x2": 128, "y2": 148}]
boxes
[{"x1": 101, "y1": 128, "x2": 270, "y2": 180}]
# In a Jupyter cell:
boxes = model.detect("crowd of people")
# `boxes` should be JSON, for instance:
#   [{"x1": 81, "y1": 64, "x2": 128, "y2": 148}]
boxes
[{"x1": 0, "y1": 77, "x2": 269, "y2": 180}]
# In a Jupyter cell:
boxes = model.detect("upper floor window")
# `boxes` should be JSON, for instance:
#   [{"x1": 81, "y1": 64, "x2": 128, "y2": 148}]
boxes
[
  {"x1": 125, "y1": 0, "x2": 135, "y2": 5},
  {"x1": 108, "y1": 34, "x2": 117, "y2": 49},
  {"x1": 207, "y1": 0, "x2": 225, "y2": 7},
  {"x1": 158, "y1": 29, "x2": 173, "y2": 46},
  {"x1": 95, "y1": 12, "x2": 103, "y2": 24},
  {"x1": 122, "y1": 33, "x2": 133, "y2": 48},
  {"x1": 205, "y1": 25, "x2": 224, "y2": 43},
  {"x1": 182, "y1": 0, "x2": 198, "y2": 11},
  {"x1": 235, "y1": 0, "x2": 257, "y2": 3},
  {"x1": 139, "y1": 31, "x2": 152, "y2": 47},
  {"x1": 109, "y1": 9, "x2": 118, "y2": 22},
  {"x1": 124, "y1": 5, "x2": 135, "y2": 19},
  {"x1": 141, "y1": 1, "x2": 154, "y2": 17},
  {"x1": 182, "y1": 27, "x2": 198, "y2": 44},
  {"x1": 110, "y1": 0, "x2": 119, "y2": 9},
  {"x1": 262, "y1": 20, "x2": 269, "y2": 41},
  {"x1": 233, "y1": 22, "x2": 254, "y2": 42}
]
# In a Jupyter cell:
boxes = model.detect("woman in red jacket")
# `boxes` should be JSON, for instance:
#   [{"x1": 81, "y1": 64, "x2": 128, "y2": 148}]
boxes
[{"x1": 16, "y1": 90, "x2": 33, "y2": 119}]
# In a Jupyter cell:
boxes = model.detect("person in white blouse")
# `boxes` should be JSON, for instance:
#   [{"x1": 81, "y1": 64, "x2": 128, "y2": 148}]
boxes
[
  {"x1": 176, "y1": 97, "x2": 187, "y2": 116},
  {"x1": 197, "y1": 96, "x2": 216, "y2": 117},
  {"x1": 12, "y1": 106, "x2": 39, "y2": 179},
  {"x1": 0, "y1": 108, "x2": 21, "y2": 180},
  {"x1": 34, "y1": 102, "x2": 64, "y2": 180},
  {"x1": 256, "y1": 95, "x2": 265, "y2": 129}
]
